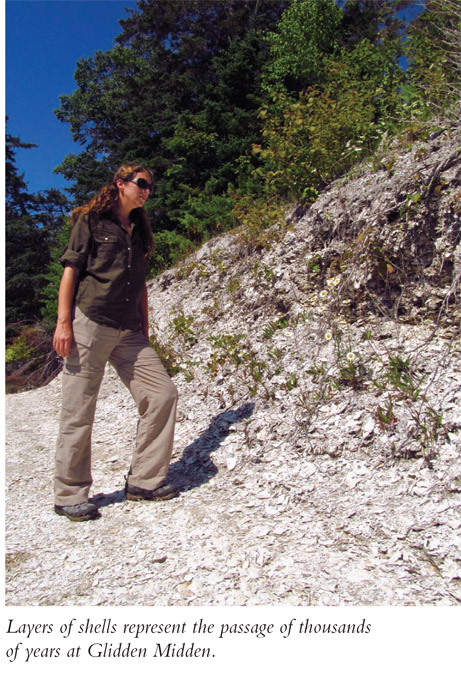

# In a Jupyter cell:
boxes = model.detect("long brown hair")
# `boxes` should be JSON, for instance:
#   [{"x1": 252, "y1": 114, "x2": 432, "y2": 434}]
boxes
[{"x1": 71, "y1": 164, "x2": 154, "y2": 255}]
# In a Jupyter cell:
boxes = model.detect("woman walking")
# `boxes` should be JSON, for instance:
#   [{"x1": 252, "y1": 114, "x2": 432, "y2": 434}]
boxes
[{"x1": 53, "y1": 164, "x2": 179, "y2": 521}]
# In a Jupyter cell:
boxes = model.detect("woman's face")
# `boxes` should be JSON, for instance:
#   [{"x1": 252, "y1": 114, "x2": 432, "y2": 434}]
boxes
[{"x1": 117, "y1": 170, "x2": 152, "y2": 211}]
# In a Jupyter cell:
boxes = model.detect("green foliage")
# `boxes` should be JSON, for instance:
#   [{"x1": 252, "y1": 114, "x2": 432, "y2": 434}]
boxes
[
  {"x1": 234, "y1": 0, "x2": 408, "y2": 225},
  {"x1": 54, "y1": 1, "x2": 288, "y2": 238},
  {"x1": 149, "y1": 231, "x2": 194, "y2": 275},
  {"x1": 54, "y1": 151, "x2": 114, "y2": 206},
  {"x1": 149, "y1": 332, "x2": 182, "y2": 377},
  {"x1": 170, "y1": 308, "x2": 197, "y2": 346},
  {"x1": 226, "y1": 275, "x2": 241, "y2": 296},
  {"x1": 205, "y1": 332, "x2": 276, "y2": 399},
  {"x1": 341, "y1": 0, "x2": 407, "y2": 48},
  {"x1": 9, "y1": 0, "x2": 460, "y2": 341},
  {"x1": 231, "y1": 191, "x2": 287, "y2": 251},
  {"x1": 404, "y1": 1, "x2": 460, "y2": 117},
  {"x1": 5, "y1": 122, "x2": 36, "y2": 218},
  {"x1": 375, "y1": 396, "x2": 398, "y2": 429},
  {"x1": 411, "y1": 404, "x2": 446, "y2": 456},
  {"x1": 253, "y1": 91, "x2": 320, "y2": 200},
  {"x1": 333, "y1": 357, "x2": 367, "y2": 391},
  {"x1": 263, "y1": 316, "x2": 290, "y2": 339},
  {"x1": 5, "y1": 322, "x2": 60, "y2": 394},
  {"x1": 285, "y1": 373, "x2": 299, "y2": 391},
  {"x1": 6, "y1": 217, "x2": 51, "y2": 324},
  {"x1": 6, "y1": 127, "x2": 43, "y2": 323},
  {"x1": 253, "y1": 31, "x2": 405, "y2": 203},
  {"x1": 47, "y1": 0, "x2": 456, "y2": 278},
  {"x1": 5, "y1": 331, "x2": 38, "y2": 364},
  {"x1": 5, "y1": 124, "x2": 71, "y2": 325},
  {"x1": 306, "y1": 253, "x2": 322, "y2": 273},
  {"x1": 178, "y1": 192, "x2": 236, "y2": 243},
  {"x1": 206, "y1": 333, "x2": 244, "y2": 374},
  {"x1": 375, "y1": 354, "x2": 425, "y2": 402},
  {"x1": 263, "y1": 0, "x2": 342, "y2": 94},
  {"x1": 40, "y1": 218, "x2": 73, "y2": 327}
]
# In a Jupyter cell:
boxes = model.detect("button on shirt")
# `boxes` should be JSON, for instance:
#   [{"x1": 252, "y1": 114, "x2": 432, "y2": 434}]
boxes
[{"x1": 60, "y1": 213, "x2": 149, "y2": 330}]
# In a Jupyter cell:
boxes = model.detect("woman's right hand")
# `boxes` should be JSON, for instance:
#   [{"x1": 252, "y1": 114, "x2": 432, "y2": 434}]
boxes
[
  {"x1": 53, "y1": 320, "x2": 73, "y2": 358},
  {"x1": 53, "y1": 263, "x2": 80, "y2": 358}
]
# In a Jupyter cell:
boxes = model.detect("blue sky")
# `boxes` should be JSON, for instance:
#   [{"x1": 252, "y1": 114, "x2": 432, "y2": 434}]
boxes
[{"x1": 6, "y1": 0, "x2": 138, "y2": 194}]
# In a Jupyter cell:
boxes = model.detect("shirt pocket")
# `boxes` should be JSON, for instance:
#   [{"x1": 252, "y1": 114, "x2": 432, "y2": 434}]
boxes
[{"x1": 93, "y1": 235, "x2": 120, "y2": 259}]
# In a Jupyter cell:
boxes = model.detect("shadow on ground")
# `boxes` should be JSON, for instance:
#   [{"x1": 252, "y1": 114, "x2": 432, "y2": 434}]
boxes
[
  {"x1": 169, "y1": 401, "x2": 255, "y2": 490},
  {"x1": 92, "y1": 401, "x2": 255, "y2": 507}
]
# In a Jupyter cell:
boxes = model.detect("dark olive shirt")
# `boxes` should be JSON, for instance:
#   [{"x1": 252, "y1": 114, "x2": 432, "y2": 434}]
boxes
[{"x1": 60, "y1": 213, "x2": 149, "y2": 330}]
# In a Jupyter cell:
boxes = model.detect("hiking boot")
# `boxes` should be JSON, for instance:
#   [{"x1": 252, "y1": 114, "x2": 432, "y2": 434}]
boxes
[
  {"x1": 125, "y1": 480, "x2": 179, "y2": 502},
  {"x1": 54, "y1": 502, "x2": 101, "y2": 522}
]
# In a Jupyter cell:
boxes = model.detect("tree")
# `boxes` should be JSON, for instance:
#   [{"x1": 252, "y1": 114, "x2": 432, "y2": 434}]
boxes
[
  {"x1": 262, "y1": 0, "x2": 343, "y2": 95},
  {"x1": 233, "y1": 0, "x2": 408, "y2": 212},
  {"x1": 5, "y1": 121, "x2": 36, "y2": 219},
  {"x1": 54, "y1": 0, "x2": 289, "y2": 252},
  {"x1": 340, "y1": 0, "x2": 413, "y2": 48},
  {"x1": 405, "y1": 0, "x2": 461, "y2": 115},
  {"x1": 5, "y1": 121, "x2": 70, "y2": 324}
]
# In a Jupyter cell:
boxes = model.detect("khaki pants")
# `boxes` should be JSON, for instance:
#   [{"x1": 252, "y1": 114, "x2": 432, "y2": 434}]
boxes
[{"x1": 54, "y1": 308, "x2": 178, "y2": 506}]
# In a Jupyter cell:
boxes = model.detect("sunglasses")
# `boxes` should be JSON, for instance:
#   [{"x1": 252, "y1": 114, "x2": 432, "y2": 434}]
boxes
[{"x1": 127, "y1": 177, "x2": 153, "y2": 194}]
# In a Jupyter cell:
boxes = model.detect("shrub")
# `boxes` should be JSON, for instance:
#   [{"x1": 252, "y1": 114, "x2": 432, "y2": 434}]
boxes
[
  {"x1": 178, "y1": 192, "x2": 236, "y2": 243},
  {"x1": 149, "y1": 230, "x2": 194, "y2": 276}
]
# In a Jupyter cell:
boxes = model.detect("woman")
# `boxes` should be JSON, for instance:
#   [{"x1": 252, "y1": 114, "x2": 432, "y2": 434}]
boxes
[{"x1": 53, "y1": 164, "x2": 179, "y2": 521}]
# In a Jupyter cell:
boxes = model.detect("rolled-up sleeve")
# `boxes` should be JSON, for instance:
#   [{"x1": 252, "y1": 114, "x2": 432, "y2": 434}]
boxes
[{"x1": 59, "y1": 216, "x2": 91, "y2": 271}]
